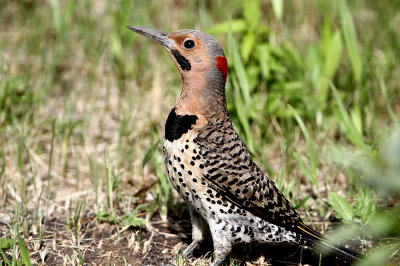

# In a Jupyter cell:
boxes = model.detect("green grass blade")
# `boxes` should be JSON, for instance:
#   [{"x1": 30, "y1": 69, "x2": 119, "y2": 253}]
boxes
[
  {"x1": 232, "y1": 74, "x2": 254, "y2": 153},
  {"x1": 324, "y1": 30, "x2": 343, "y2": 79},
  {"x1": 329, "y1": 192, "x2": 354, "y2": 223},
  {"x1": 276, "y1": 160, "x2": 285, "y2": 191},
  {"x1": 142, "y1": 140, "x2": 160, "y2": 168},
  {"x1": 0, "y1": 238, "x2": 14, "y2": 252},
  {"x1": 330, "y1": 81, "x2": 366, "y2": 150},
  {"x1": 257, "y1": 43, "x2": 270, "y2": 79},
  {"x1": 293, "y1": 152, "x2": 314, "y2": 183},
  {"x1": 240, "y1": 32, "x2": 256, "y2": 62},
  {"x1": 0, "y1": 248, "x2": 11, "y2": 266},
  {"x1": 207, "y1": 19, "x2": 247, "y2": 34},
  {"x1": 337, "y1": 0, "x2": 362, "y2": 83},
  {"x1": 105, "y1": 149, "x2": 114, "y2": 214},
  {"x1": 289, "y1": 106, "x2": 317, "y2": 174},
  {"x1": 17, "y1": 232, "x2": 31, "y2": 266},
  {"x1": 318, "y1": 30, "x2": 343, "y2": 108},
  {"x1": 271, "y1": 0, "x2": 284, "y2": 20},
  {"x1": 294, "y1": 195, "x2": 311, "y2": 210},
  {"x1": 380, "y1": 78, "x2": 400, "y2": 129},
  {"x1": 232, "y1": 41, "x2": 251, "y2": 108},
  {"x1": 243, "y1": 0, "x2": 261, "y2": 31},
  {"x1": 355, "y1": 187, "x2": 375, "y2": 225},
  {"x1": 0, "y1": 238, "x2": 13, "y2": 266}
]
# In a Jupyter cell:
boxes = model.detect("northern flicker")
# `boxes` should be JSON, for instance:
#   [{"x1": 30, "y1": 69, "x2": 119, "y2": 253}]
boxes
[{"x1": 128, "y1": 26, "x2": 360, "y2": 265}]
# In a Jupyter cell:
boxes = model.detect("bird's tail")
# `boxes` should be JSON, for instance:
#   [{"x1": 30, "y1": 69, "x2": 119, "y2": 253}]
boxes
[{"x1": 296, "y1": 222, "x2": 362, "y2": 265}]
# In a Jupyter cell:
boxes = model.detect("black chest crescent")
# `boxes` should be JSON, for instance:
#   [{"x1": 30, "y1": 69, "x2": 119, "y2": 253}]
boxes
[{"x1": 165, "y1": 108, "x2": 198, "y2": 141}]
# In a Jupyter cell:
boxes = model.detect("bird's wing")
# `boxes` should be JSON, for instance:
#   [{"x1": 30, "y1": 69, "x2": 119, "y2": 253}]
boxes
[{"x1": 194, "y1": 116, "x2": 305, "y2": 232}]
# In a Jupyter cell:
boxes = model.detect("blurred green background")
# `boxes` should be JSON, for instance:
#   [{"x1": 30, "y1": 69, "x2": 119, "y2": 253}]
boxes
[{"x1": 0, "y1": 0, "x2": 399, "y2": 265}]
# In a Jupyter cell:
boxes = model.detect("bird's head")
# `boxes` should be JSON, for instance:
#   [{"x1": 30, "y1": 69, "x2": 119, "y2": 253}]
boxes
[{"x1": 128, "y1": 26, "x2": 228, "y2": 115}]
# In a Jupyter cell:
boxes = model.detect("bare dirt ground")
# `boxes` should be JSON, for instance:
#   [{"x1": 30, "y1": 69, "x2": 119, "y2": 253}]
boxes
[{"x1": 1, "y1": 210, "x2": 185, "y2": 265}]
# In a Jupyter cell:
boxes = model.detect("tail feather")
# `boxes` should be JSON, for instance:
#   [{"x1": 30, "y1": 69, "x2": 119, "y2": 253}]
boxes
[
  {"x1": 296, "y1": 222, "x2": 362, "y2": 265},
  {"x1": 307, "y1": 238, "x2": 362, "y2": 265}
]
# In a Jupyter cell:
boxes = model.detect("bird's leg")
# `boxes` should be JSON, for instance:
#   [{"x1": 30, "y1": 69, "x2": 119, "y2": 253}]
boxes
[
  {"x1": 182, "y1": 208, "x2": 210, "y2": 258},
  {"x1": 209, "y1": 220, "x2": 232, "y2": 266}
]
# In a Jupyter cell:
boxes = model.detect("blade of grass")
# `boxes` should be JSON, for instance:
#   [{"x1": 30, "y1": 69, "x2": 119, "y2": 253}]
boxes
[
  {"x1": 47, "y1": 119, "x2": 56, "y2": 198},
  {"x1": 17, "y1": 231, "x2": 31, "y2": 266},
  {"x1": 207, "y1": 19, "x2": 247, "y2": 34},
  {"x1": 329, "y1": 192, "x2": 354, "y2": 223},
  {"x1": 330, "y1": 81, "x2": 366, "y2": 150},
  {"x1": 232, "y1": 74, "x2": 254, "y2": 153},
  {"x1": 337, "y1": 0, "x2": 362, "y2": 83},
  {"x1": 232, "y1": 39, "x2": 251, "y2": 108},
  {"x1": 105, "y1": 149, "x2": 114, "y2": 214},
  {"x1": 380, "y1": 77, "x2": 400, "y2": 129},
  {"x1": 294, "y1": 195, "x2": 311, "y2": 210},
  {"x1": 289, "y1": 106, "x2": 319, "y2": 193},
  {"x1": 318, "y1": 30, "x2": 343, "y2": 109},
  {"x1": 0, "y1": 238, "x2": 13, "y2": 266},
  {"x1": 271, "y1": 0, "x2": 284, "y2": 21}
]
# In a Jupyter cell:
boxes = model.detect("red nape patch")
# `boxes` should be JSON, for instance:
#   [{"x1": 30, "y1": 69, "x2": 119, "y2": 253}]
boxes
[{"x1": 215, "y1": 56, "x2": 228, "y2": 83}]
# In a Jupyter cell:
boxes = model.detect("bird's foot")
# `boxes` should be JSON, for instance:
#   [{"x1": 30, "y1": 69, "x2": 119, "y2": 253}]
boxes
[
  {"x1": 182, "y1": 240, "x2": 199, "y2": 258},
  {"x1": 210, "y1": 259, "x2": 224, "y2": 266}
]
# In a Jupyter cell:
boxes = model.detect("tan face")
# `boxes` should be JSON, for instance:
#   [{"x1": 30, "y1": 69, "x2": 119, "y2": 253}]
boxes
[{"x1": 167, "y1": 34, "x2": 211, "y2": 73}]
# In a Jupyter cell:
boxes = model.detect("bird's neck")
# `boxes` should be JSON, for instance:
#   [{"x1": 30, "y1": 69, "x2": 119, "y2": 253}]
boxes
[{"x1": 174, "y1": 72, "x2": 227, "y2": 117}]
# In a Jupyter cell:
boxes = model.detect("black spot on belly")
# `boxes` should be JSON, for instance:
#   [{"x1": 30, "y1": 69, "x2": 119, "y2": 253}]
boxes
[
  {"x1": 165, "y1": 108, "x2": 197, "y2": 141},
  {"x1": 171, "y1": 49, "x2": 191, "y2": 71}
]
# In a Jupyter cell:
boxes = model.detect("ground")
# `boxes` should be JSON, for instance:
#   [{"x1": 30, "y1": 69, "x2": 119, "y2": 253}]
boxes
[
  {"x1": 1, "y1": 200, "x2": 364, "y2": 265},
  {"x1": 1, "y1": 210, "x2": 183, "y2": 265}
]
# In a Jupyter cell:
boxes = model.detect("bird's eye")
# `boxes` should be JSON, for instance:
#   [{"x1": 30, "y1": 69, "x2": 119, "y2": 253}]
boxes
[{"x1": 183, "y1": 39, "x2": 195, "y2": 49}]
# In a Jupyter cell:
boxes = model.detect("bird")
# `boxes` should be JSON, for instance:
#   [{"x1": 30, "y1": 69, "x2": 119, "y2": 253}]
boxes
[{"x1": 127, "y1": 26, "x2": 361, "y2": 265}]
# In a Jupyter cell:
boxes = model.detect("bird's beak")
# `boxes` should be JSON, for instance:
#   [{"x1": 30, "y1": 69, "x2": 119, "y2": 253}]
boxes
[{"x1": 127, "y1": 26, "x2": 175, "y2": 50}]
